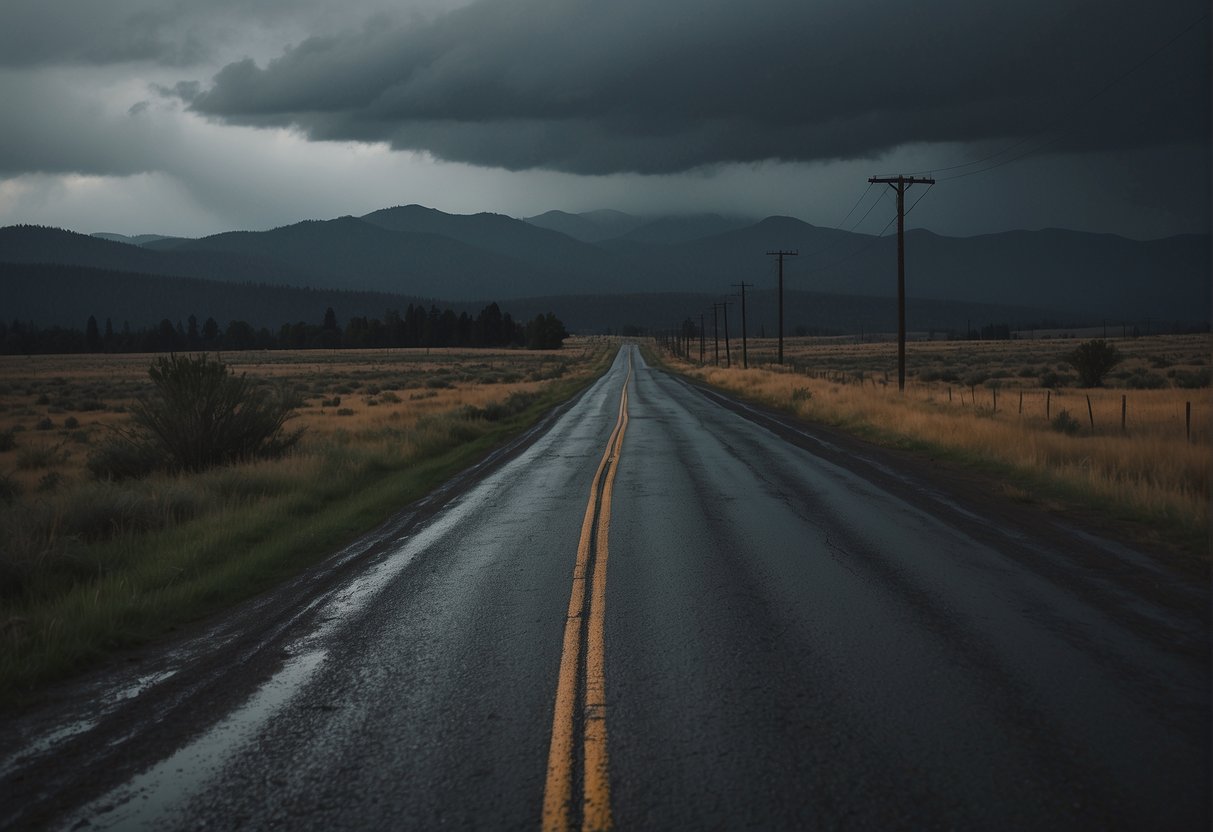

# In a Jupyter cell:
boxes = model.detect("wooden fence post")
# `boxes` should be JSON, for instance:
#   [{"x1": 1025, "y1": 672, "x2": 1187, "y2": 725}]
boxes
[
  {"x1": 1186, "y1": 401, "x2": 1191, "y2": 441},
  {"x1": 1086, "y1": 394, "x2": 1095, "y2": 433},
  {"x1": 1121, "y1": 394, "x2": 1126, "y2": 433},
  {"x1": 1046, "y1": 390, "x2": 1051, "y2": 421}
]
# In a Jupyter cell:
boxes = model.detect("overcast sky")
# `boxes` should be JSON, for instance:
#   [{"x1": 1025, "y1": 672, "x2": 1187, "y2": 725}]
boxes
[{"x1": 0, "y1": 0, "x2": 1208, "y2": 239}]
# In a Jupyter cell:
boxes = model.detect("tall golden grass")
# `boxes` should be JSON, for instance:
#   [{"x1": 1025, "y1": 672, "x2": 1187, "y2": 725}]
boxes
[
  {"x1": 666, "y1": 334, "x2": 1210, "y2": 553},
  {"x1": 0, "y1": 341, "x2": 614, "y2": 702}
]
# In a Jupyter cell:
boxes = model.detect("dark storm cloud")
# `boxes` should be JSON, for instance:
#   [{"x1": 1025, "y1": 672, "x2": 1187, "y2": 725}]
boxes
[
  {"x1": 187, "y1": 0, "x2": 1211, "y2": 175},
  {"x1": 0, "y1": 0, "x2": 450, "y2": 68},
  {"x1": 0, "y1": 0, "x2": 210, "y2": 67}
]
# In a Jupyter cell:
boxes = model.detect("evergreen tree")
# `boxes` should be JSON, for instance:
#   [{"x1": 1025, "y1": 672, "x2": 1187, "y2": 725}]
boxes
[{"x1": 85, "y1": 315, "x2": 101, "y2": 352}]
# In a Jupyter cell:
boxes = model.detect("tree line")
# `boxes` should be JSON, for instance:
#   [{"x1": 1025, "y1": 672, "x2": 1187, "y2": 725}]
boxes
[{"x1": 0, "y1": 302, "x2": 569, "y2": 355}]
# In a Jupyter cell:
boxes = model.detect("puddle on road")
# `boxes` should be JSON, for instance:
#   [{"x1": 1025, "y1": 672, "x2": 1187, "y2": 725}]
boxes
[
  {"x1": 0, "y1": 671, "x2": 179, "y2": 781},
  {"x1": 68, "y1": 649, "x2": 327, "y2": 830}
]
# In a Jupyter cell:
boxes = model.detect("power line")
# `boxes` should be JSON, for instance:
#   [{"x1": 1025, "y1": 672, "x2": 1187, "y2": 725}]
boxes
[
  {"x1": 797, "y1": 187, "x2": 890, "y2": 262},
  {"x1": 802, "y1": 205, "x2": 899, "y2": 277},
  {"x1": 903, "y1": 183, "x2": 934, "y2": 216}
]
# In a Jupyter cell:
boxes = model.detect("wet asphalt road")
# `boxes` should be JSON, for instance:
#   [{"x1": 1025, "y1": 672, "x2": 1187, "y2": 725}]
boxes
[{"x1": 4, "y1": 343, "x2": 1209, "y2": 829}]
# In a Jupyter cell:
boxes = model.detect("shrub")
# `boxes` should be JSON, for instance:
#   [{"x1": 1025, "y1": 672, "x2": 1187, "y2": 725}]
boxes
[
  {"x1": 17, "y1": 443, "x2": 64, "y2": 470},
  {"x1": 1124, "y1": 371, "x2": 1167, "y2": 390},
  {"x1": 0, "y1": 430, "x2": 15, "y2": 452},
  {"x1": 1039, "y1": 370, "x2": 1073, "y2": 389},
  {"x1": 1172, "y1": 369, "x2": 1211, "y2": 389},
  {"x1": 87, "y1": 437, "x2": 167, "y2": 480},
  {"x1": 63, "y1": 416, "x2": 80, "y2": 430},
  {"x1": 1067, "y1": 339, "x2": 1122, "y2": 387},
  {"x1": 1051, "y1": 409, "x2": 1082, "y2": 435},
  {"x1": 94, "y1": 354, "x2": 303, "y2": 478},
  {"x1": 0, "y1": 471, "x2": 21, "y2": 503},
  {"x1": 35, "y1": 418, "x2": 54, "y2": 431}
]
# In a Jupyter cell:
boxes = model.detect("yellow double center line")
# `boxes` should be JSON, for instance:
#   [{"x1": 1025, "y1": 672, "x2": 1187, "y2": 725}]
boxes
[{"x1": 542, "y1": 352, "x2": 632, "y2": 832}]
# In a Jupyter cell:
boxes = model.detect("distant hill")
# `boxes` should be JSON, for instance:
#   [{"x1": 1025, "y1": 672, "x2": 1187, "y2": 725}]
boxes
[
  {"x1": 525, "y1": 209, "x2": 645, "y2": 242},
  {"x1": 360, "y1": 205, "x2": 617, "y2": 277},
  {"x1": 91, "y1": 232, "x2": 176, "y2": 246},
  {"x1": 613, "y1": 214, "x2": 752, "y2": 244},
  {"x1": 3, "y1": 207, "x2": 1208, "y2": 326}
]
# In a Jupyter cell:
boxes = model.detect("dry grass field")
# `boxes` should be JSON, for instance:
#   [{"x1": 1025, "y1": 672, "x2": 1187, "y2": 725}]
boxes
[
  {"x1": 0, "y1": 340, "x2": 613, "y2": 702},
  {"x1": 663, "y1": 333, "x2": 1211, "y2": 557},
  {"x1": 0, "y1": 344, "x2": 600, "y2": 495}
]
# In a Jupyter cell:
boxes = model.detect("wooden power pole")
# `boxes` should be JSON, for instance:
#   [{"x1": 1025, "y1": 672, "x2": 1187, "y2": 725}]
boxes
[
  {"x1": 719, "y1": 300, "x2": 732, "y2": 368},
  {"x1": 712, "y1": 304, "x2": 720, "y2": 366},
  {"x1": 766, "y1": 251, "x2": 798, "y2": 364},
  {"x1": 732, "y1": 281, "x2": 752, "y2": 369},
  {"x1": 867, "y1": 174, "x2": 934, "y2": 392}
]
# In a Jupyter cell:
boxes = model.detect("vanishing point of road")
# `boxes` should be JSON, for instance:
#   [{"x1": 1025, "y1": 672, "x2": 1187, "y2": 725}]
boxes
[{"x1": 2, "y1": 344, "x2": 1208, "y2": 829}]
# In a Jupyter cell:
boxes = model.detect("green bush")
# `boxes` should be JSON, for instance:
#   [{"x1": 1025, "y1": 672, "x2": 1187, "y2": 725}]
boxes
[
  {"x1": 87, "y1": 436, "x2": 168, "y2": 480},
  {"x1": 1172, "y1": 369, "x2": 1211, "y2": 389},
  {"x1": 1124, "y1": 371, "x2": 1168, "y2": 390},
  {"x1": 1067, "y1": 339, "x2": 1123, "y2": 387},
  {"x1": 92, "y1": 354, "x2": 303, "y2": 478},
  {"x1": 1051, "y1": 409, "x2": 1082, "y2": 435}
]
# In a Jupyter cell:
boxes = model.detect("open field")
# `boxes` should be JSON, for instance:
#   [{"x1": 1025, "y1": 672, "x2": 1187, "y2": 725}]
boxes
[
  {"x1": 0, "y1": 340, "x2": 614, "y2": 704},
  {"x1": 659, "y1": 333, "x2": 1211, "y2": 559}
]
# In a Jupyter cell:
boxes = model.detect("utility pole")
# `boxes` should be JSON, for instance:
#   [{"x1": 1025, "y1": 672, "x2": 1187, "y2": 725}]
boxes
[
  {"x1": 766, "y1": 250, "x2": 798, "y2": 364},
  {"x1": 719, "y1": 300, "x2": 733, "y2": 368},
  {"x1": 712, "y1": 304, "x2": 720, "y2": 366},
  {"x1": 868, "y1": 174, "x2": 934, "y2": 392},
  {"x1": 732, "y1": 281, "x2": 752, "y2": 368},
  {"x1": 699, "y1": 313, "x2": 705, "y2": 364}
]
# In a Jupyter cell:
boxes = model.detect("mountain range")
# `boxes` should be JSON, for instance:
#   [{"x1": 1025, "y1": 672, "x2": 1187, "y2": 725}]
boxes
[{"x1": 1, "y1": 205, "x2": 1208, "y2": 333}]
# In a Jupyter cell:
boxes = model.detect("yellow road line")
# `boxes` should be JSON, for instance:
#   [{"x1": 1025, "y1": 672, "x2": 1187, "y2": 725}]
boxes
[{"x1": 542, "y1": 351, "x2": 632, "y2": 832}]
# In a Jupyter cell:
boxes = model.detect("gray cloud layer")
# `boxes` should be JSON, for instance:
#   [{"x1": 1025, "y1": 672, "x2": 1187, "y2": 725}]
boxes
[{"x1": 185, "y1": 0, "x2": 1211, "y2": 174}]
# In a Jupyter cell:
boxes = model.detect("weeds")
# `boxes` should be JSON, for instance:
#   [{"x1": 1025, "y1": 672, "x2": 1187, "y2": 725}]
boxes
[
  {"x1": 0, "y1": 341, "x2": 614, "y2": 704},
  {"x1": 660, "y1": 334, "x2": 1210, "y2": 556}
]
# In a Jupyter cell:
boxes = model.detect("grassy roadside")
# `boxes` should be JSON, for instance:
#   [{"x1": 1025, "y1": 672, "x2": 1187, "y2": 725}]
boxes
[
  {"x1": 642, "y1": 341, "x2": 1210, "y2": 566},
  {"x1": 0, "y1": 343, "x2": 616, "y2": 707}
]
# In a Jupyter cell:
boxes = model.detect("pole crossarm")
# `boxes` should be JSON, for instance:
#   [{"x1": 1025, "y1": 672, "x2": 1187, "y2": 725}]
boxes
[{"x1": 868, "y1": 175, "x2": 936, "y2": 187}]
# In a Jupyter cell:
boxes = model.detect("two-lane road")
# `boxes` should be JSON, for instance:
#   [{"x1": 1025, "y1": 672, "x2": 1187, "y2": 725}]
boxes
[{"x1": 2, "y1": 343, "x2": 1208, "y2": 829}]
